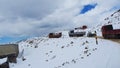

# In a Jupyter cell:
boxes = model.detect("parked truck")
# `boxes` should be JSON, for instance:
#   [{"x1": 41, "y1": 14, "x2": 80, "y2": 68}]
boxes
[
  {"x1": 69, "y1": 30, "x2": 86, "y2": 37},
  {"x1": 101, "y1": 24, "x2": 120, "y2": 39},
  {"x1": 0, "y1": 44, "x2": 19, "y2": 63},
  {"x1": 48, "y1": 32, "x2": 62, "y2": 38}
]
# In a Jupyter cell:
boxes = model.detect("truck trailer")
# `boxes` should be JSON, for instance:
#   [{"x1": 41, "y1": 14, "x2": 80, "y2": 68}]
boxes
[{"x1": 101, "y1": 24, "x2": 120, "y2": 39}]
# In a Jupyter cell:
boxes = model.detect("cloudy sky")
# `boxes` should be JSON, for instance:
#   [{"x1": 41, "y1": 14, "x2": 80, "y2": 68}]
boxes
[{"x1": 0, "y1": 0, "x2": 120, "y2": 43}]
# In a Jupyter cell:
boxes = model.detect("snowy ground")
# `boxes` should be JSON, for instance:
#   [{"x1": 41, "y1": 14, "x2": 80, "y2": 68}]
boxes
[
  {"x1": 9, "y1": 36, "x2": 120, "y2": 68},
  {"x1": 0, "y1": 58, "x2": 7, "y2": 64},
  {"x1": 7, "y1": 9, "x2": 120, "y2": 68}
]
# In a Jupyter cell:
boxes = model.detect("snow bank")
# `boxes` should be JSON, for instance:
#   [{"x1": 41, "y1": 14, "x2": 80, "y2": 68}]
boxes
[
  {"x1": 9, "y1": 37, "x2": 120, "y2": 68},
  {"x1": 0, "y1": 58, "x2": 7, "y2": 64}
]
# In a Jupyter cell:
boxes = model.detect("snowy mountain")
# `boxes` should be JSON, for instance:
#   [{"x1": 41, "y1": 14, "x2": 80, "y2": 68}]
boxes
[
  {"x1": 90, "y1": 9, "x2": 120, "y2": 36},
  {"x1": 9, "y1": 9, "x2": 120, "y2": 68},
  {"x1": 104, "y1": 9, "x2": 120, "y2": 29},
  {"x1": 9, "y1": 36, "x2": 120, "y2": 68}
]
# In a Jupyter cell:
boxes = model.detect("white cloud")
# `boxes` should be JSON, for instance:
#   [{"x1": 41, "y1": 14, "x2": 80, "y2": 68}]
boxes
[{"x1": 0, "y1": 0, "x2": 120, "y2": 37}]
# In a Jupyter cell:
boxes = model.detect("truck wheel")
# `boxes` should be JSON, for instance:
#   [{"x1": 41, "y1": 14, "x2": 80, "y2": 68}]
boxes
[
  {"x1": 108, "y1": 34, "x2": 113, "y2": 39},
  {"x1": 103, "y1": 34, "x2": 107, "y2": 39},
  {"x1": 118, "y1": 34, "x2": 120, "y2": 39},
  {"x1": 116, "y1": 34, "x2": 120, "y2": 39},
  {"x1": 110, "y1": 34, "x2": 116, "y2": 39}
]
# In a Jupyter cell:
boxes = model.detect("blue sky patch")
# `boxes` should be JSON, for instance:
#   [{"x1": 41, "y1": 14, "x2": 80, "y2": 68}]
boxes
[
  {"x1": 0, "y1": 36, "x2": 28, "y2": 44},
  {"x1": 80, "y1": 3, "x2": 97, "y2": 14}
]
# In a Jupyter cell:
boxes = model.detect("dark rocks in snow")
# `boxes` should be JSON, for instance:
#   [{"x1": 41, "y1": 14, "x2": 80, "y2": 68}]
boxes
[
  {"x1": 34, "y1": 45, "x2": 38, "y2": 48},
  {"x1": 87, "y1": 54, "x2": 89, "y2": 56},
  {"x1": 89, "y1": 53, "x2": 91, "y2": 55},
  {"x1": 95, "y1": 48, "x2": 97, "y2": 50},
  {"x1": 93, "y1": 48, "x2": 97, "y2": 51},
  {"x1": 66, "y1": 44, "x2": 70, "y2": 47},
  {"x1": 28, "y1": 64, "x2": 31, "y2": 66},
  {"x1": 51, "y1": 55, "x2": 56, "y2": 60},
  {"x1": 86, "y1": 41, "x2": 89, "y2": 43},
  {"x1": 29, "y1": 41, "x2": 34, "y2": 44},
  {"x1": 61, "y1": 46, "x2": 64, "y2": 49},
  {"x1": 22, "y1": 57, "x2": 26, "y2": 61},
  {"x1": 45, "y1": 50, "x2": 53, "y2": 56},
  {"x1": 65, "y1": 61, "x2": 70, "y2": 64},
  {"x1": 71, "y1": 59, "x2": 76, "y2": 63},
  {"x1": 84, "y1": 50, "x2": 88, "y2": 54},
  {"x1": 85, "y1": 47, "x2": 88, "y2": 49},
  {"x1": 70, "y1": 41, "x2": 74, "y2": 44},
  {"x1": 46, "y1": 53, "x2": 48, "y2": 55},
  {"x1": 55, "y1": 61, "x2": 70, "y2": 68},
  {"x1": 45, "y1": 60, "x2": 48, "y2": 62},
  {"x1": 81, "y1": 57, "x2": 84, "y2": 59},
  {"x1": 82, "y1": 40, "x2": 89, "y2": 46},
  {"x1": 50, "y1": 51, "x2": 53, "y2": 53},
  {"x1": 21, "y1": 36, "x2": 101, "y2": 68},
  {"x1": 62, "y1": 63, "x2": 65, "y2": 66},
  {"x1": 82, "y1": 42, "x2": 85, "y2": 45}
]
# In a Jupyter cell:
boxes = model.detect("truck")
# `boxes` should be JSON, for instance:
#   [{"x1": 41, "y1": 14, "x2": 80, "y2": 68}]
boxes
[
  {"x1": 48, "y1": 32, "x2": 62, "y2": 38},
  {"x1": 69, "y1": 30, "x2": 86, "y2": 37},
  {"x1": 101, "y1": 24, "x2": 120, "y2": 39},
  {"x1": 0, "y1": 44, "x2": 19, "y2": 63}
]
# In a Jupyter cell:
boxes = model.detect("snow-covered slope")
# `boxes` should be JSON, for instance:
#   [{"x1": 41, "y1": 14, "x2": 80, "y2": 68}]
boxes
[
  {"x1": 9, "y1": 36, "x2": 120, "y2": 68},
  {"x1": 91, "y1": 9, "x2": 120, "y2": 36},
  {"x1": 9, "y1": 9, "x2": 120, "y2": 68}
]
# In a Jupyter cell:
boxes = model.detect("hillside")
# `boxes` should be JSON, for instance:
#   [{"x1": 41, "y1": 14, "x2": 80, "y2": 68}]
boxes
[
  {"x1": 8, "y1": 36, "x2": 120, "y2": 68},
  {"x1": 91, "y1": 9, "x2": 120, "y2": 36},
  {"x1": 8, "y1": 9, "x2": 120, "y2": 68}
]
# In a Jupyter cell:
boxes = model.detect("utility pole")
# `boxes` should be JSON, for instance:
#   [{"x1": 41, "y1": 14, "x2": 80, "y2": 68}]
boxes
[{"x1": 95, "y1": 31, "x2": 98, "y2": 45}]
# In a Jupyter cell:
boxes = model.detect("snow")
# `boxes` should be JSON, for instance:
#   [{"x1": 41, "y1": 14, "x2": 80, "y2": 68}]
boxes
[
  {"x1": 0, "y1": 58, "x2": 7, "y2": 64},
  {"x1": 9, "y1": 36, "x2": 120, "y2": 68},
  {"x1": 8, "y1": 9, "x2": 120, "y2": 68},
  {"x1": 90, "y1": 9, "x2": 120, "y2": 36}
]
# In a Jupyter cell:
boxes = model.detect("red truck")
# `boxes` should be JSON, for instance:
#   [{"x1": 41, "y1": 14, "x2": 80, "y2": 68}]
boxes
[
  {"x1": 101, "y1": 24, "x2": 120, "y2": 39},
  {"x1": 48, "y1": 32, "x2": 62, "y2": 38}
]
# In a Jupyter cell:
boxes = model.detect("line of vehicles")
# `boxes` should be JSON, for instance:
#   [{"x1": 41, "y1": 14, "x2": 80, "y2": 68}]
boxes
[
  {"x1": 48, "y1": 28, "x2": 96, "y2": 38},
  {"x1": 0, "y1": 24, "x2": 119, "y2": 68},
  {"x1": 48, "y1": 24, "x2": 120, "y2": 39}
]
